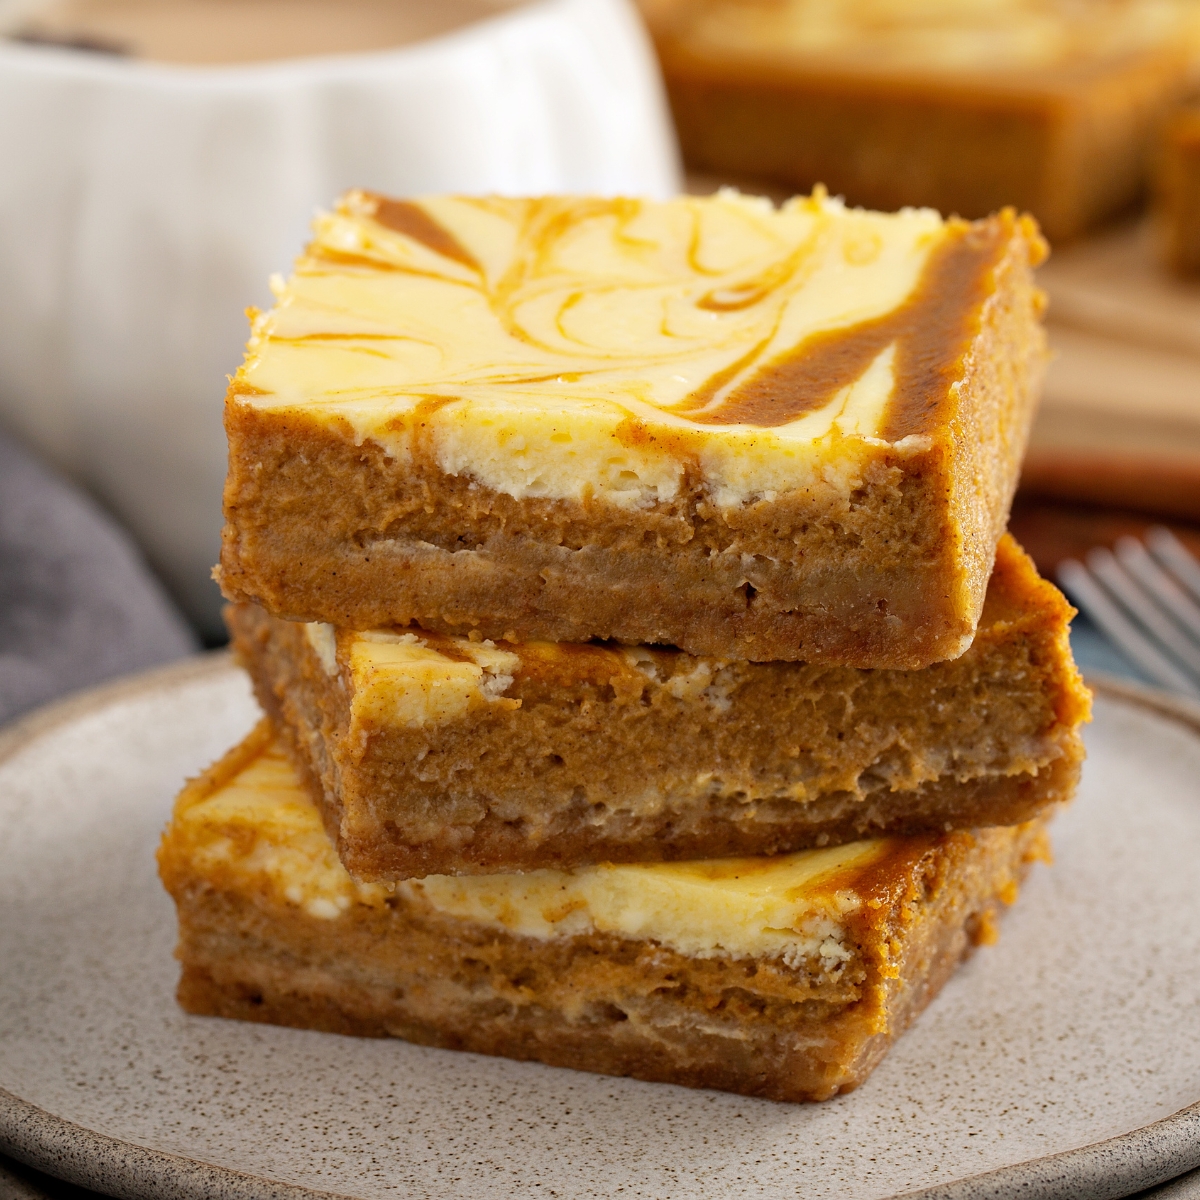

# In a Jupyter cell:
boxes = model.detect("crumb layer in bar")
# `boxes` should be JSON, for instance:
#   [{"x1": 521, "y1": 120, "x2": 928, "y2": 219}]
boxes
[
  {"x1": 228, "y1": 534, "x2": 1089, "y2": 880},
  {"x1": 219, "y1": 188, "x2": 1047, "y2": 667},
  {"x1": 158, "y1": 723, "x2": 1051, "y2": 1103}
]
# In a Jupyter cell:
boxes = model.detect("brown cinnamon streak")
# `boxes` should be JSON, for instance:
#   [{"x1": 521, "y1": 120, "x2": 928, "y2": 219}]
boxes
[
  {"x1": 369, "y1": 197, "x2": 482, "y2": 275},
  {"x1": 678, "y1": 216, "x2": 1010, "y2": 435}
]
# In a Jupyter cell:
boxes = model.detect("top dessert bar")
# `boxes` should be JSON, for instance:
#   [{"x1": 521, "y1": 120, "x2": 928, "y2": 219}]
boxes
[
  {"x1": 642, "y1": 0, "x2": 1191, "y2": 243},
  {"x1": 219, "y1": 189, "x2": 1047, "y2": 667}
]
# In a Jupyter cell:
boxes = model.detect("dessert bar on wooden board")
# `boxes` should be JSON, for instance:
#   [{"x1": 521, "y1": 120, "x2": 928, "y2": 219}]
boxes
[
  {"x1": 640, "y1": 0, "x2": 1191, "y2": 242},
  {"x1": 218, "y1": 189, "x2": 1047, "y2": 668},
  {"x1": 158, "y1": 723, "x2": 1052, "y2": 1104},
  {"x1": 227, "y1": 535, "x2": 1089, "y2": 880}
]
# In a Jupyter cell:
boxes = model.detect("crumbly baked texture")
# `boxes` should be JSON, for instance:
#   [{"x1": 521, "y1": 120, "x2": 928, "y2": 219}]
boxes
[
  {"x1": 218, "y1": 189, "x2": 1047, "y2": 668},
  {"x1": 227, "y1": 534, "x2": 1089, "y2": 880},
  {"x1": 1157, "y1": 103, "x2": 1200, "y2": 276},
  {"x1": 643, "y1": 0, "x2": 1190, "y2": 243},
  {"x1": 158, "y1": 725, "x2": 1052, "y2": 1104}
]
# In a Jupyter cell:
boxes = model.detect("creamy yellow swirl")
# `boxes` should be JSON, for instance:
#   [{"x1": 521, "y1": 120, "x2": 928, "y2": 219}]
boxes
[{"x1": 235, "y1": 189, "x2": 1011, "y2": 508}]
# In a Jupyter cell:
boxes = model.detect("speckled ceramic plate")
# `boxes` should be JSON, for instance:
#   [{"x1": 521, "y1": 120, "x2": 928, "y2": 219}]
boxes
[{"x1": 0, "y1": 656, "x2": 1198, "y2": 1200}]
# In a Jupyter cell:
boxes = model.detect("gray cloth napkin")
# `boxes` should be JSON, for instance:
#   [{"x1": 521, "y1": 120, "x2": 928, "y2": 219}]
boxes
[{"x1": 0, "y1": 428, "x2": 198, "y2": 728}]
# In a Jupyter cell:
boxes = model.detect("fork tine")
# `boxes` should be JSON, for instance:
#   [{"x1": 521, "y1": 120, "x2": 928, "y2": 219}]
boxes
[
  {"x1": 1058, "y1": 558, "x2": 1200, "y2": 698},
  {"x1": 1087, "y1": 548, "x2": 1200, "y2": 677},
  {"x1": 1146, "y1": 527, "x2": 1200, "y2": 605},
  {"x1": 1114, "y1": 536, "x2": 1200, "y2": 641}
]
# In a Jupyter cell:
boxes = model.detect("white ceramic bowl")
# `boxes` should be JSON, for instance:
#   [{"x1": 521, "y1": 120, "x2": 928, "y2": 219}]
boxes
[{"x1": 0, "y1": 0, "x2": 680, "y2": 635}]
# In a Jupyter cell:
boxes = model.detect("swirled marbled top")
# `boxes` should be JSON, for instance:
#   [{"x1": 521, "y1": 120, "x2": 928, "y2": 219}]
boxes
[{"x1": 234, "y1": 189, "x2": 1027, "y2": 507}]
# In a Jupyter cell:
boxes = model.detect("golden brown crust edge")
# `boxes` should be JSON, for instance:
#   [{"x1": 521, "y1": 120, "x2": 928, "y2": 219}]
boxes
[{"x1": 946, "y1": 214, "x2": 1047, "y2": 631}]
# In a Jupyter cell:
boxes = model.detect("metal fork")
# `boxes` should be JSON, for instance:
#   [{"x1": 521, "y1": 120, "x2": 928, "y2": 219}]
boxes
[{"x1": 1058, "y1": 527, "x2": 1200, "y2": 699}]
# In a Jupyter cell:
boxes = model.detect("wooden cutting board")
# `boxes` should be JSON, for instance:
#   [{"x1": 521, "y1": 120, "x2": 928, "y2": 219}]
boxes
[{"x1": 1027, "y1": 218, "x2": 1200, "y2": 522}]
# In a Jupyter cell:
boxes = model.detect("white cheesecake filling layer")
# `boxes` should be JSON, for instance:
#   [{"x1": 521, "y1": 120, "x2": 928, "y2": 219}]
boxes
[
  {"x1": 177, "y1": 740, "x2": 887, "y2": 966},
  {"x1": 342, "y1": 630, "x2": 520, "y2": 728},
  {"x1": 302, "y1": 622, "x2": 742, "y2": 729}
]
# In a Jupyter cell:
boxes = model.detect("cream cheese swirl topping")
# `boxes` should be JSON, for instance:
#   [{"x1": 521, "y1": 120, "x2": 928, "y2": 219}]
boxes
[{"x1": 235, "y1": 189, "x2": 1015, "y2": 507}]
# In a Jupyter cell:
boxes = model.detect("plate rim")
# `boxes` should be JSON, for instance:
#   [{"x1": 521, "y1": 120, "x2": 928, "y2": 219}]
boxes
[{"x1": 1, "y1": 658, "x2": 1198, "y2": 1200}]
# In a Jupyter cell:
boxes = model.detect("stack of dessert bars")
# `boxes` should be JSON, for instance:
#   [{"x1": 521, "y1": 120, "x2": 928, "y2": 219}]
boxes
[{"x1": 159, "y1": 190, "x2": 1090, "y2": 1103}]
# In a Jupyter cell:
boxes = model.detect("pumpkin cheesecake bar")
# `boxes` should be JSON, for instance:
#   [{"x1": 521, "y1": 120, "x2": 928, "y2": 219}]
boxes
[
  {"x1": 218, "y1": 188, "x2": 1047, "y2": 668},
  {"x1": 227, "y1": 534, "x2": 1088, "y2": 881},
  {"x1": 644, "y1": 0, "x2": 1190, "y2": 242},
  {"x1": 158, "y1": 722, "x2": 1052, "y2": 1103}
]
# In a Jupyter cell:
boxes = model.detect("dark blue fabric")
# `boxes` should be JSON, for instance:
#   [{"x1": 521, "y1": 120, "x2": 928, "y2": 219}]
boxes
[{"x1": 0, "y1": 427, "x2": 197, "y2": 728}]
